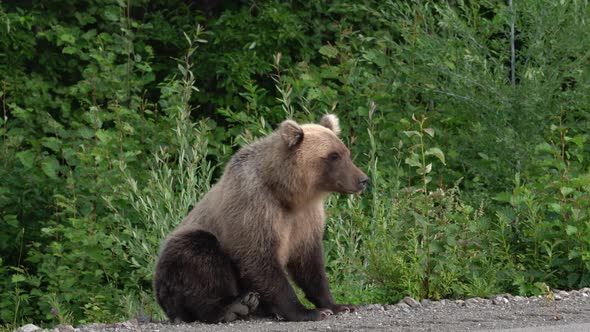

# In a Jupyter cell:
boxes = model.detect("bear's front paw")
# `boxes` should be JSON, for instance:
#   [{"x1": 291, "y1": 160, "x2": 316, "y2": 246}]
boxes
[
  {"x1": 317, "y1": 308, "x2": 333, "y2": 320},
  {"x1": 331, "y1": 304, "x2": 358, "y2": 314}
]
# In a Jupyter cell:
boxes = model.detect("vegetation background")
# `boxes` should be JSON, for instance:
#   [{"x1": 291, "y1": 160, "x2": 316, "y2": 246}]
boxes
[{"x1": 1, "y1": 0, "x2": 589, "y2": 329}]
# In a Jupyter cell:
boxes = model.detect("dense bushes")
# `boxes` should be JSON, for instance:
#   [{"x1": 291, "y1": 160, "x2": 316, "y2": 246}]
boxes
[{"x1": 1, "y1": 0, "x2": 589, "y2": 328}]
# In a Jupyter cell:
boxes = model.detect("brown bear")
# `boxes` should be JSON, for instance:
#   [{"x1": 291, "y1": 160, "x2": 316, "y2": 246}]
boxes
[{"x1": 154, "y1": 114, "x2": 368, "y2": 323}]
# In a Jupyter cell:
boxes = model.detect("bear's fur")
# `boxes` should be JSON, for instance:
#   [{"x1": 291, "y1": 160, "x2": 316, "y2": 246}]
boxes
[{"x1": 154, "y1": 114, "x2": 368, "y2": 323}]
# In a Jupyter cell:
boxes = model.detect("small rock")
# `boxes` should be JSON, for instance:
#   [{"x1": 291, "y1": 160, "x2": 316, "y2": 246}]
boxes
[
  {"x1": 16, "y1": 324, "x2": 41, "y2": 332},
  {"x1": 396, "y1": 302, "x2": 410, "y2": 309},
  {"x1": 514, "y1": 296, "x2": 525, "y2": 301},
  {"x1": 420, "y1": 299, "x2": 432, "y2": 307},
  {"x1": 455, "y1": 300, "x2": 466, "y2": 307},
  {"x1": 363, "y1": 304, "x2": 383, "y2": 311},
  {"x1": 554, "y1": 294, "x2": 562, "y2": 301},
  {"x1": 558, "y1": 291, "x2": 569, "y2": 297},
  {"x1": 123, "y1": 319, "x2": 139, "y2": 330},
  {"x1": 581, "y1": 287, "x2": 590, "y2": 294},
  {"x1": 428, "y1": 300, "x2": 442, "y2": 307},
  {"x1": 402, "y1": 296, "x2": 421, "y2": 308},
  {"x1": 54, "y1": 324, "x2": 75, "y2": 332},
  {"x1": 465, "y1": 297, "x2": 481, "y2": 305},
  {"x1": 492, "y1": 296, "x2": 508, "y2": 305},
  {"x1": 440, "y1": 299, "x2": 450, "y2": 306},
  {"x1": 583, "y1": 293, "x2": 589, "y2": 297}
]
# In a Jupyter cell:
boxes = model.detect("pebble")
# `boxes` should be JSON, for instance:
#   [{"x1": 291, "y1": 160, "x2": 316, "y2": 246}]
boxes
[
  {"x1": 396, "y1": 302, "x2": 410, "y2": 309},
  {"x1": 492, "y1": 296, "x2": 508, "y2": 305},
  {"x1": 16, "y1": 325, "x2": 41, "y2": 332},
  {"x1": 54, "y1": 325, "x2": 75, "y2": 332},
  {"x1": 420, "y1": 299, "x2": 432, "y2": 307},
  {"x1": 428, "y1": 300, "x2": 442, "y2": 307},
  {"x1": 402, "y1": 296, "x2": 421, "y2": 308},
  {"x1": 364, "y1": 304, "x2": 384, "y2": 311}
]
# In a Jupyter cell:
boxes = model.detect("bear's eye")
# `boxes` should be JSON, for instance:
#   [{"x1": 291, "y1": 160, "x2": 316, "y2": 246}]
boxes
[{"x1": 327, "y1": 152, "x2": 340, "y2": 162}]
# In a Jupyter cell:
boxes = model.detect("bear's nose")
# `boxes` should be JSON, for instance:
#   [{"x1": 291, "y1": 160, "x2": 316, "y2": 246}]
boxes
[{"x1": 358, "y1": 175, "x2": 369, "y2": 190}]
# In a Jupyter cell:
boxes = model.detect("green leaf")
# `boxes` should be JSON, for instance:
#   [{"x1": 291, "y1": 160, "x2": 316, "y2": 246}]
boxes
[
  {"x1": 426, "y1": 147, "x2": 446, "y2": 165},
  {"x1": 566, "y1": 225, "x2": 578, "y2": 236},
  {"x1": 412, "y1": 212, "x2": 434, "y2": 227},
  {"x1": 62, "y1": 46, "x2": 77, "y2": 54},
  {"x1": 560, "y1": 187, "x2": 574, "y2": 196},
  {"x1": 493, "y1": 192, "x2": 512, "y2": 203},
  {"x1": 96, "y1": 129, "x2": 113, "y2": 144},
  {"x1": 42, "y1": 137, "x2": 62, "y2": 152},
  {"x1": 405, "y1": 153, "x2": 421, "y2": 168},
  {"x1": 17, "y1": 150, "x2": 35, "y2": 168},
  {"x1": 444, "y1": 60, "x2": 456, "y2": 70},
  {"x1": 319, "y1": 45, "x2": 338, "y2": 58},
  {"x1": 59, "y1": 33, "x2": 75, "y2": 44},
  {"x1": 535, "y1": 142, "x2": 555, "y2": 154},
  {"x1": 403, "y1": 130, "x2": 421, "y2": 138},
  {"x1": 104, "y1": 6, "x2": 120, "y2": 22},
  {"x1": 11, "y1": 274, "x2": 26, "y2": 284},
  {"x1": 417, "y1": 163, "x2": 432, "y2": 175},
  {"x1": 570, "y1": 135, "x2": 585, "y2": 148},
  {"x1": 568, "y1": 250, "x2": 582, "y2": 260},
  {"x1": 42, "y1": 157, "x2": 60, "y2": 179},
  {"x1": 549, "y1": 203, "x2": 562, "y2": 213}
]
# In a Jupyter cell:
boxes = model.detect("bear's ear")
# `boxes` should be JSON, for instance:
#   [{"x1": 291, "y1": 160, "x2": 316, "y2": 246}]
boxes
[
  {"x1": 320, "y1": 114, "x2": 341, "y2": 136},
  {"x1": 280, "y1": 120, "x2": 304, "y2": 148}
]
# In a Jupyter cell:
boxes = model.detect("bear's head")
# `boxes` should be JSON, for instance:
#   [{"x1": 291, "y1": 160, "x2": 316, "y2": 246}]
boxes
[{"x1": 279, "y1": 114, "x2": 369, "y2": 195}]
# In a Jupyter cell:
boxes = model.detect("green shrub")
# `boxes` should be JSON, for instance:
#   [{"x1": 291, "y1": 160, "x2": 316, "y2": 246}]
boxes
[{"x1": 1, "y1": 0, "x2": 589, "y2": 327}]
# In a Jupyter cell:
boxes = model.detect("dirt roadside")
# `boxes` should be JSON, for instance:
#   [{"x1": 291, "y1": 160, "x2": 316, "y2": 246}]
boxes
[{"x1": 18, "y1": 288, "x2": 590, "y2": 332}]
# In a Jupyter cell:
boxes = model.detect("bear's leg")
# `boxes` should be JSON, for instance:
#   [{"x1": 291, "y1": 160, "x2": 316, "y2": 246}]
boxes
[
  {"x1": 238, "y1": 255, "x2": 333, "y2": 321},
  {"x1": 287, "y1": 241, "x2": 358, "y2": 314},
  {"x1": 155, "y1": 230, "x2": 258, "y2": 323}
]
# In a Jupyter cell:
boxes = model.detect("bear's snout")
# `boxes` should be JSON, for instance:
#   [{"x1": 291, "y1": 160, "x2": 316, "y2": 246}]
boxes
[{"x1": 357, "y1": 175, "x2": 369, "y2": 191}]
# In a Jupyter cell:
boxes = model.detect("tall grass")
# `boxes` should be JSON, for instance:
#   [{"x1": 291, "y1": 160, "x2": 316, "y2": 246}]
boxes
[
  {"x1": 324, "y1": 112, "x2": 504, "y2": 304},
  {"x1": 108, "y1": 30, "x2": 215, "y2": 321}
]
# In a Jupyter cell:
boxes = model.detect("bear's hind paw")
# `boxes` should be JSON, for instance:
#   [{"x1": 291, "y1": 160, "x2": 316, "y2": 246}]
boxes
[{"x1": 221, "y1": 292, "x2": 260, "y2": 322}]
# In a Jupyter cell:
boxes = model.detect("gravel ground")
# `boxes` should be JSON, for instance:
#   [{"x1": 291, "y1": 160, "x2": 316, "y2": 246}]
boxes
[{"x1": 18, "y1": 288, "x2": 590, "y2": 332}]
